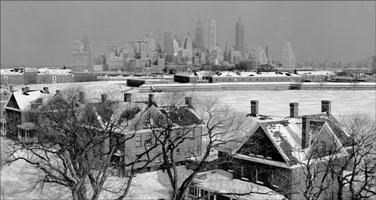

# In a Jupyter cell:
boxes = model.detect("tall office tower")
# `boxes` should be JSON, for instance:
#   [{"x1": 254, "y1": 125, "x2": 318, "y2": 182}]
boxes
[
  {"x1": 72, "y1": 34, "x2": 92, "y2": 71},
  {"x1": 265, "y1": 45, "x2": 269, "y2": 59},
  {"x1": 235, "y1": 17, "x2": 245, "y2": 58},
  {"x1": 256, "y1": 46, "x2": 268, "y2": 65},
  {"x1": 208, "y1": 19, "x2": 216, "y2": 52},
  {"x1": 144, "y1": 33, "x2": 157, "y2": 57},
  {"x1": 281, "y1": 41, "x2": 296, "y2": 68},
  {"x1": 224, "y1": 41, "x2": 232, "y2": 62},
  {"x1": 195, "y1": 17, "x2": 204, "y2": 49},
  {"x1": 163, "y1": 32, "x2": 174, "y2": 60}
]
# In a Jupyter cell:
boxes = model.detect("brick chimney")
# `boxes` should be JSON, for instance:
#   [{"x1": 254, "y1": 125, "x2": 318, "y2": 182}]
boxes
[
  {"x1": 25, "y1": 86, "x2": 30, "y2": 92},
  {"x1": 101, "y1": 94, "x2": 107, "y2": 103},
  {"x1": 9, "y1": 85, "x2": 14, "y2": 92},
  {"x1": 250, "y1": 100, "x2": 259, "y2": 116},
  {"x1": 124, "y1": 93, "x2": 132, "y2": 102},
  {"x1": 290, "y1": 102, "x2": 299, "y2": 118},
  {"x1": 79, "y1": 91, "x2": 85, "y2": 104},
  {"x1": 321, "y1": 100, "x2": 331, "y2": 115},
  {"x1": 148, "y1": 94, "x2": 155, "y2": 104},
  {"x1": 43, "y1": 87, "x2": 49, "y2": 94},
  {"x1": 302, "y1": 116, "x2": 310, "y2": 149},
  {"x1": 185, "y1": 96, "x2": 192, "y2": 107}
]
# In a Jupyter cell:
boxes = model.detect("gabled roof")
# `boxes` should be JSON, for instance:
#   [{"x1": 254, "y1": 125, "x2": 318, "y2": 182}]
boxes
[
  {"x1": 219, "y1": 113, "x2": 351, "y2": 166},
  {"x1": 6, "y1": 90, "x2": 52, "y2": 111},
  {"x1": 0, "y1": 88, "x2": 11, "y2": 102}
]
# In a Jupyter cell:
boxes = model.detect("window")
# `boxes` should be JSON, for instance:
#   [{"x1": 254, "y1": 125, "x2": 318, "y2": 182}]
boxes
[
  {"x1": 20, "y1": 129, "x2": 25, "y2": 137},
  {"x1": 190, "y1": 128, "x2": 195, "y2": 140},
  {"x1": 29, "y1": 131, "x2": 35, "y2": 139},
  {"x1": 135, "y1": 135, "x2": 142, "y2": 147},
  {"x1": 144, "y1": 134, "x2": 152, "y2": 146},
  {"x1": 52, "y1": 76, "x2": 57, "y2": 81}
]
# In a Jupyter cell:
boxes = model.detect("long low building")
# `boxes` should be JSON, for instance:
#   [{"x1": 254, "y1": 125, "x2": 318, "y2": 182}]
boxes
[
  {"x1": 203, "y1": 71, "x2": 302, "y2": 83},
  {"x1": 1, "y1": 68, "x2": 97, "y2": 85}
]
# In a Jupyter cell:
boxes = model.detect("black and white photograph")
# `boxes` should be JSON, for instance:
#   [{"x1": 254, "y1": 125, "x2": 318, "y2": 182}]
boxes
[{"x1": 0, "y1": 1, "x2": 375, "y2": 200}]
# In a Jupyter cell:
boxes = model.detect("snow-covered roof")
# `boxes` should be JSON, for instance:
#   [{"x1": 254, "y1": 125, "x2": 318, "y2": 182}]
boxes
[
  {"x1": 194, "y1": 170, "x2": 286, "y2": 200},
  {"x1": 0, "y1": 68, "x2": 24, "y2": 75},
  {"x1": 9, "y1": 90, "x2": 52, "y2": 111},
  {"x1": 219, "y1": 113, "x2": 352, "y2": 166},
  {"x1": 210, "y1": 71, "x2": 301, "y2": 78},
  {"x1": 297, "y1": 71, "x2": 335, "y2": 76},
  {"x1": 37, "y1": 68, "x2": 72, "y2": 75}
]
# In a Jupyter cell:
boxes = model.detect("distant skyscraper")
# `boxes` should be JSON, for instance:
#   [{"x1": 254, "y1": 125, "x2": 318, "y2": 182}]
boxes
[
  {"x1": 235, "y1": 17, "x2": 245, "y2": 58},
  {"x1": 195, "y1": 17, "x2": 204, "y2": 49},
  {"x1": 163, "y1": 32, "x2": 174, "y2": 57},
  {"x1": 281, "y1": 41, "x2": 296, "y2": 68},
  {"x1": 209, "y1": 19, "x2": 216, "y2": 52},
  {"x1": 256, "y1": 46, "x2": 268, "y2": 65},
  {"x1": 224, "y1": 41, "x2": 232, "y2": 62},
  {"x1": 72, "y1": 34, "x2": 92, "y2": 71}
]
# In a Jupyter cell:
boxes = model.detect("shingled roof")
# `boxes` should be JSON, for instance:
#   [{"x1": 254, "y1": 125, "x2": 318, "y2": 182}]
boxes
[{"x1": 218, "y1": 112, "x2": 351, "y2": 166}]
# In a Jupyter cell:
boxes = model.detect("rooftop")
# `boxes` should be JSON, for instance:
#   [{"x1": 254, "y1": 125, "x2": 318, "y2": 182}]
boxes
[
  {"x1": 194, "y1": 169, "x2": 285, "y2": 200},
  {"x1": 210, "y1": 71, "x2": 301, "y2": 78}
]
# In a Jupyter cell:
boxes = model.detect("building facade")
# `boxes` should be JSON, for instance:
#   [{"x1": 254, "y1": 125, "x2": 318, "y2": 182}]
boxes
[
  {"x1": 217, "y1": 100, "x2": 351, "y2": 200},
  {"x1": 208, "y1": 19, "x2": 216, "y2": 52},
  {"x1": 72, "y1": 35, "x2": 92, "y2": 72},
  {"x1": 235, "y1": 17, "x2": 245, "y2": 58},
  {"x1": 195, "y1": 17, "x2": 204, "y2": 49}
]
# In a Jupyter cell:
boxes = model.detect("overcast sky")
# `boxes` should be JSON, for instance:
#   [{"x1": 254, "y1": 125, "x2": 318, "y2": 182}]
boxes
[{"x1": 1, "y1": 1, "x2": 375, "y2": 66}]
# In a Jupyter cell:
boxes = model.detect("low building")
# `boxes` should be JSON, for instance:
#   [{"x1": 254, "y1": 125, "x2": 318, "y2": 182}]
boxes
[
  {"x1": 217, "y1": 100, "x2": 352, "y2": 200},
  {"x1": 297, "y1": 71, "x2": 335, "y2": 82},
  {"x1": 0, "y1": 87, "x2": 12, "y2": 135},
  {"x1": 173, "y1": 72, "x2": 210, "y2": 83},
  {"x1": 0, "y1": 68, "x2": 97, "y2": 85},
  {"x1": 188, "y1": 169, "x2": 286, "y2": 200},
  {"x1": 203, "y1": 71, "x2": 302, "y2": 83}
]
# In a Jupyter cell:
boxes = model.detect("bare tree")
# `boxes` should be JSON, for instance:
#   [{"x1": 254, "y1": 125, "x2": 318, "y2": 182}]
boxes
[
  {"x1": 334, "y1": 114, "x2": 376, "y2": 200},
  {"x1": 144, "y1": 95, "x2": 248, "y2": 200},
  {"x1": 5, "y1": 88, "x2": 159, "y2": 200},
  {"x1": 297, "y1": 148, "x2": 340, "y2": 200}
]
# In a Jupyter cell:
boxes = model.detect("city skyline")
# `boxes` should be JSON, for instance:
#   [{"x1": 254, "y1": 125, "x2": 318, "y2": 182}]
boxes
[{"x1": 1, "y1": 1, "x2": 375, "y2": 66}]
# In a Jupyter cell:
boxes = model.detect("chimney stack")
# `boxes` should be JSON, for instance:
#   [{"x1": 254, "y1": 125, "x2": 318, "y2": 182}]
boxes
[
  {"x1": 25, "y1": 86, "x2": 30, "y2": 92},
  {"x1": 321, "y1": 100, "x2": 331, "y2": 115},
  {"x1": 43, "y1": 87, "x2": 49, "y2": 94},
  {"x1": 9, "y1": 85, "x2": 14, "y2": 92},
  {"x1": 79, "y1": 91, "x2": 85, "y2": 104},
  {"x1": 124, "y1": 93, "x2": 132, "y2": 102},
  {"x1": 289, "y1": 102, "x2": 299, "y2": 118},
  {"x1": 302, "y1": 116, "x2": 310, "y2": 149},
  {"x1": 56, "y1": 90, "x2": 61, "y2": 96},
  {"x1": 185, "y1": 96, "x2": 192, "y2": 107},
  {"x1": 250, "y1": 100, "x2": 259, "y2": 116},
  {"x1": 148, "y1": 94, "x2": 154, "y2": 104},
  {"x1": 22, "y1": 87, "x2": 26, "y2": 93},
  {"x1": 101, "y1": 94, "x2": 107, "y2": 103}
]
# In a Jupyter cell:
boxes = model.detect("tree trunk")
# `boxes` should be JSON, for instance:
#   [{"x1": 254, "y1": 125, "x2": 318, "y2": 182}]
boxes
[{"x1": 72, "y1": 186, "x2": 88, "y2": 200}]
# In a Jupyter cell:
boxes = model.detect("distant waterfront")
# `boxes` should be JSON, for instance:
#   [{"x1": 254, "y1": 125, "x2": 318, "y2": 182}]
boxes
[{"x1": 187, "y1": 90, "x2": 376, "y2": 118}]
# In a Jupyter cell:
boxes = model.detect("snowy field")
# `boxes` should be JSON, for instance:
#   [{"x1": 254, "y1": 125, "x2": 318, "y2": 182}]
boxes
[{"x1": 0, "y1": 140, "x2": 189, "y2": 200}]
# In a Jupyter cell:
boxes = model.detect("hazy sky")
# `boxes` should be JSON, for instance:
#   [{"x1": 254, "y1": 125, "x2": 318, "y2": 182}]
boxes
[{"x1": 1, "y1": 1, "x2": 375, "y2": 66}]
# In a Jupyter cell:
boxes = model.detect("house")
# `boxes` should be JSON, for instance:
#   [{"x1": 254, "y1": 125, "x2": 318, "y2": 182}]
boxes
[
  {"x1": 85, "y1": 93, "x2": 203, "y2": 175},
  {"x1": 4, "y1": 86, "x2": 54, "y2": 142},
  {"x1": 0, "y1": 86, "x2": 12, "y2": 135},
  {"x1": 187, "y1": 169, "x2": 286, "y2": 200},
  {"x1": 217, "y1": 100, "x2": 352, "y2": 200}
]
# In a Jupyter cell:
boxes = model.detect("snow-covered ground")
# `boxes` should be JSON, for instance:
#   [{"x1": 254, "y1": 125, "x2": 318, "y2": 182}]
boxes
[{"x1": 0, "y1": 141, "x2": 190, "y2": 200}]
